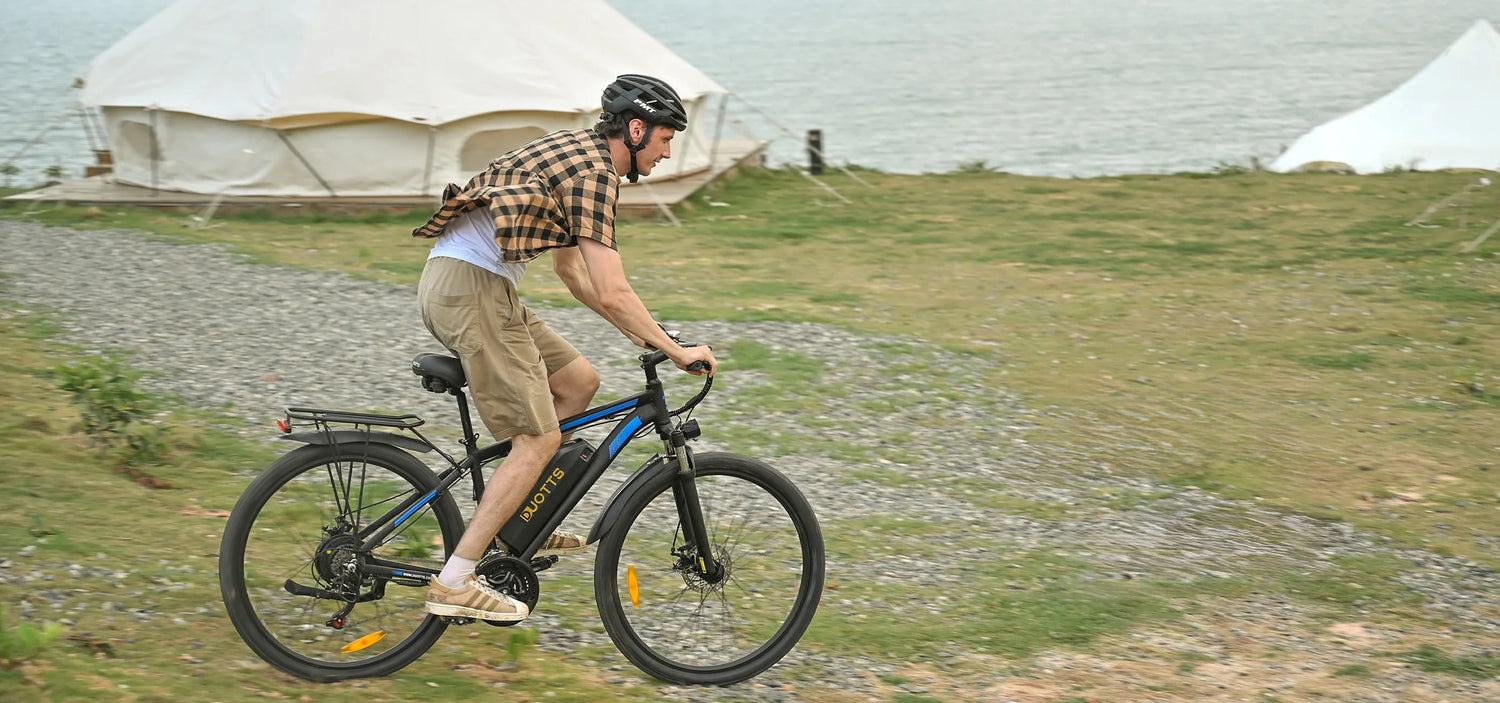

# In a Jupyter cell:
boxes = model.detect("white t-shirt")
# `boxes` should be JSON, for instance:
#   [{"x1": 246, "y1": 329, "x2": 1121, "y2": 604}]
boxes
[{"x1": 427, "y1": 208, "x2": 528, "y2": 284}]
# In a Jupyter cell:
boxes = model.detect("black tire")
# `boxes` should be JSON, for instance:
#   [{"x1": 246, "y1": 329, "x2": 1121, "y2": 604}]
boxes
[
  {"x1": 593, "y1": 452, "x2": 824, "y2": 685},
  {"x1": 219, "y1": 443, "x2": 464, "y2": 681}
]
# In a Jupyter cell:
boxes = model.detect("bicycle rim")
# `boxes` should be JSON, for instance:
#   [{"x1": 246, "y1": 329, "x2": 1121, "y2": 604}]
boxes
[
  {"x1": 224, "y1": 445, "x2": 458, "y2": 678},
  {"x1": 601, "y1": 455, "x2": 823, "y2": 683}
]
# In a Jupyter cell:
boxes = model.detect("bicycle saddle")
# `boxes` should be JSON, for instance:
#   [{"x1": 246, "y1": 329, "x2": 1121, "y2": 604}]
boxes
[{"x1": 412, "y1": 353, "x2": 466, "y2": 393}]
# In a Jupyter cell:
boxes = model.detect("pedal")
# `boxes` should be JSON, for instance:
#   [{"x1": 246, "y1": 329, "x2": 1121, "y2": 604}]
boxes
[
  {"x1": 439, "y1": 616, "x2": 477, "y2": 626},
  {"x1": 530, "y1": 556, "x2": 559, "y2": 573}
]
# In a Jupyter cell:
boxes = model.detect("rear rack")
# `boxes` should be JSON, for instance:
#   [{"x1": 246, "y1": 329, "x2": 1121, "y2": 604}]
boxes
[{"x1": 285, "y1": 407, "x2": 425, "y2": 430}]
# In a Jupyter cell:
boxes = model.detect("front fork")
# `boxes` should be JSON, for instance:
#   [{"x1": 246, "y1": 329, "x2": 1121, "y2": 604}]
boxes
[{"x1": 668, "y1": 443, "x2": 724, "y2": 583}]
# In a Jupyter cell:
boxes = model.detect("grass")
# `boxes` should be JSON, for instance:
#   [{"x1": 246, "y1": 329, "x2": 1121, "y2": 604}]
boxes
[
  {"x1": 5, "y1": 167, "x2": 1500, "y2": 698},
  {"x1": 0, "y1": 308, "x2": 662, "y2": 702},
  {"x1": 1391, "y1": 645, "x2": 1500, "y2": 679}
]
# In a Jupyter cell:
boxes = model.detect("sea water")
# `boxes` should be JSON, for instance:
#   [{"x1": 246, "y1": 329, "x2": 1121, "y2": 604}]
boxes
[{"x1": 0, "y1": 0, "x2": 1494, "y2": 185}]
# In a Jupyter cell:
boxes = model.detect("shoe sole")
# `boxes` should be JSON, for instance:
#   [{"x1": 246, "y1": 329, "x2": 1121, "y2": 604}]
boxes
[
  {"x1": 425, "y1": 603, "x2": 528, "y2": 621},
  {"x1": 534, "y1": 544, "x2": 589, "y2": 558}
]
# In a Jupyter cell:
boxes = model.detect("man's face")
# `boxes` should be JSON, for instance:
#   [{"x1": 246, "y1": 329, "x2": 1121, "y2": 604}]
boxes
[{"x1": 630, "y1": 120, "x2": 675, "y2": 175}]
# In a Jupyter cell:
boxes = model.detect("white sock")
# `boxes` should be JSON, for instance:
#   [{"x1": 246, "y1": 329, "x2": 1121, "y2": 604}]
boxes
[{"x1": 436, "y1": 555, "x2": 477, "y2": 589}]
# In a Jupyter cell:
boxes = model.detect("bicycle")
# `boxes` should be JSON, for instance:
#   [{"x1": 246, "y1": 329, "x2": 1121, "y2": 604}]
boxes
[{"x1": 218, "y1": 338, "x2": 825, "y2": 686}]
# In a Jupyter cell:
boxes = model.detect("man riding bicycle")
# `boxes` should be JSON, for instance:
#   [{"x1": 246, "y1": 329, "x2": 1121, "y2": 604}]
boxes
[{"x1": 411, "y1": 74, "x2": 718, "y2": 622}]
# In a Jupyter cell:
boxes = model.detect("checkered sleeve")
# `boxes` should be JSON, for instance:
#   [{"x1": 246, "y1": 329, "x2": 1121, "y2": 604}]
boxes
[{"x1": 561, "y1": 168, "x2": 618, "y2": 249}]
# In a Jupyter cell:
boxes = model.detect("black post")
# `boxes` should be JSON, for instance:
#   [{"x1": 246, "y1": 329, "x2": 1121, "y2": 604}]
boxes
[{"x1": 806, "y1": 129, "x2": 824, "y2": 175}]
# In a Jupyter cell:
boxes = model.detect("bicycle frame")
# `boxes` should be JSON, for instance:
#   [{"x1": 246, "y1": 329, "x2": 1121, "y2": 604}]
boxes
[{"x1": 342, "y1": 352, "x2": 721, "y2": 586}]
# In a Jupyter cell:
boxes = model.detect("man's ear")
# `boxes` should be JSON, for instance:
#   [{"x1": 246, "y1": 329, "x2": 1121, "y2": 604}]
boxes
[{"x1": 629, "y1": 118, "x2": 646, "y2": 142}]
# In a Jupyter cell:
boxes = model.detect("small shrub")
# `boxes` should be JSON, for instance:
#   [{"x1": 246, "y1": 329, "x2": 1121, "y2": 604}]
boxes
[
  {"x1": 124, "y1": 423, "x2": 173, "y2": 465},
  {"x1": 55, "y1": 354, "x2": 151, "y2": 448},
  {"x1": 0, "y1": 607, "x2": 64, "y2": 669},
  {"x1": 504, "y1": 627, "x2": 539, "y2": 665},
  {"x1": 953, "y1": 159, "x2": 1001, "y2": 174},
  {"x1": 1211, "y1": 161, "x2": 1251, "y2": 176},
  {"x1": 1296, "y1": 352, "x2": 1376, "y2": 370}
]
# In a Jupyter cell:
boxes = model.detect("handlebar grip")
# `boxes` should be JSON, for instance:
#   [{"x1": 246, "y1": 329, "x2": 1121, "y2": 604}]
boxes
[{"x1": 687, "y1": 360, "x2": 710, "y2": 374}]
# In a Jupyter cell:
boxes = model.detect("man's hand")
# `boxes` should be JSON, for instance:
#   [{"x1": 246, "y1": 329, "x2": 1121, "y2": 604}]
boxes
[{"x1": 670, "y1": 345, "x2": 717, "y2": 377}]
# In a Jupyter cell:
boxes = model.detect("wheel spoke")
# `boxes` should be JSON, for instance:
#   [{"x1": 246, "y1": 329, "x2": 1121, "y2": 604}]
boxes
[
  {"x1": 221, "y1": 445, "x2": 458, "y2": 679},
  {"x1": 597, "y1": 457, "x2": 823, "y2": 684}
]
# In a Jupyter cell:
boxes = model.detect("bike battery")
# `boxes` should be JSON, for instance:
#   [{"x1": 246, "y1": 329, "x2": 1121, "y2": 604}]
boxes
[{"x1": 499, "y1": 438, "x2": 595, "y2": 552}]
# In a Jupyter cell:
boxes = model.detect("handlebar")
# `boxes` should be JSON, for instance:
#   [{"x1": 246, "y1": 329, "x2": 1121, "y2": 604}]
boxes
[{"x1": 640, "y1": 343, "x2": 714, "y2": 417}]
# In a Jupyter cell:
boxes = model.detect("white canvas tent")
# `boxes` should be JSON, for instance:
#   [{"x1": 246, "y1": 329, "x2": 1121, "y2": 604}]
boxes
[
  {"x1": 76, "y1": 0, "x2": 726, "y2": 197},
  {"x1": 1272, "y1": 19, "x2": 1500, "y2": 174}
]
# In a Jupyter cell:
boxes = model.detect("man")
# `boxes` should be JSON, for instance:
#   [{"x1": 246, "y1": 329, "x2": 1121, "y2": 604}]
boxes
[{"x1": 412, "y1": 74, "x2": 718, "y2": 622}]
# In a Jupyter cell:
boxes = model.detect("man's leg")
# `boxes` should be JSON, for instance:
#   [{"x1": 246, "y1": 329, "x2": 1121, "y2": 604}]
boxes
[
  {"x1": 452, "y1": 429, "x2": 561, "y2": 561},
  {"x1": 425, "y1": 429, "x2": 560, "y2": 621},
  {"x1": 549, "y1": 355, "x2": 600, "y2": 423},
  {"x1": 420, "y1": 266, "x2": 564, "y2": 620}
]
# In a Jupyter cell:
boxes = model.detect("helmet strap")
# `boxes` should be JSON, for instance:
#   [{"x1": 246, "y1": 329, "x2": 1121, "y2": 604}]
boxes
[{"x1": 623, "y1": 122, "x2": 656, "y2": 184}]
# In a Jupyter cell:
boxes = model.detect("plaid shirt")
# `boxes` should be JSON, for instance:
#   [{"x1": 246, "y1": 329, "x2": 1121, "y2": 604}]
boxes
[{"x1": 412, "y1": 129, "x2": 618, "y2": 262}]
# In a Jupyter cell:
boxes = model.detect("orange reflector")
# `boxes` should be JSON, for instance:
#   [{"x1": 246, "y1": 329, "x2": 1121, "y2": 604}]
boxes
[
  {"x1": 627, "y1": 565, "x2": 640, "y2": 608},
  {"x1": 340, "y1": 630, "x2": 386, "y2": 653},
  {"x1": 276, "y1": 419, "x2": 291, "y2": 433}
]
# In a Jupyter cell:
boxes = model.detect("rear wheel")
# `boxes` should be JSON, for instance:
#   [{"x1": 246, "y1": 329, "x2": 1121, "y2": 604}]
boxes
[
  {"x1": 219, "y1": 443, "x2": 464, "y2": 681},
  {"x1": 594, "y1": 452, "x2": 824, "y2": 685}
]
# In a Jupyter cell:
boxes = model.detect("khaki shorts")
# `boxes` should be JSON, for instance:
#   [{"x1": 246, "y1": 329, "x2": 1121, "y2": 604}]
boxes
[{"x1": 417, "y1": 256, "x2": 580, "y2": 439}]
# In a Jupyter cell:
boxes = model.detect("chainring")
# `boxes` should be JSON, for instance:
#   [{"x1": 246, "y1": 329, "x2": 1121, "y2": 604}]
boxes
[{"x1": 474, "y1": 553, "x2": 539, "y2": 627}]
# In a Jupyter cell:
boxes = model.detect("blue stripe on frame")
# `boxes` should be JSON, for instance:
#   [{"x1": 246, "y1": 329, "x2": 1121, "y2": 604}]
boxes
[
  {"x1": 393, "y1": 489, "x2": 437, "y2": 527},
  {"x1": 560, "y1": 399, "x2": 639, "y2": 432},
  {"x1": 609, "y1": 417, "x2": 642, "y2": 458}
]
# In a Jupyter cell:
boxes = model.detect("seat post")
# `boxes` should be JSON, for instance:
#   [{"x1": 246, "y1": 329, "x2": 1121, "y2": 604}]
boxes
[
  {"x1": 453, "y1": 388, "x2": 487, "y2": 500},
  {"x1": 453, "y1": 389, "x2": 479, "y2": 458}
]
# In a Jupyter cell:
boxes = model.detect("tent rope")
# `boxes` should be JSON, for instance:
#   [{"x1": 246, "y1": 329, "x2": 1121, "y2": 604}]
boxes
[
  {"x1": 2, "y1": 107, "x2": 72, "y2": 171},
  {"x1": 638, "y1": 181, "x2": 682, "y2": 227},
  {"x1": 1405, "y1": 177, "x2": 1491, "y2": 228},
  {"x1": 1459, "y1": 217, "x2": 1500, "y2": 253},
  {"x1": 726, "y1": 91, "x2": 874, "y2": 189}
]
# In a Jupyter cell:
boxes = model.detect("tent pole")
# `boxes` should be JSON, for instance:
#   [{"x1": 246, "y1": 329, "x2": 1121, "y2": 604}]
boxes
[
  {"x1": 149, "y1": 108, "x2": 159, "y2": 194},
  {"x1": 275, "y1": 130, "x2": 337, "y2": 197},
  {"x1": 422, "y1": 125, "x2": 436, "y2": 197},
  {"x1": 707, "y1": 93, "x2": 726, "y2": 170}
]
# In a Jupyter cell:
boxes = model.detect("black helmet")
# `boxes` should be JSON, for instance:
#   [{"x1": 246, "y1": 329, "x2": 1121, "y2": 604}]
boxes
[{"x1": 601, "y1": 74, "x2": 688, "y2": 131}]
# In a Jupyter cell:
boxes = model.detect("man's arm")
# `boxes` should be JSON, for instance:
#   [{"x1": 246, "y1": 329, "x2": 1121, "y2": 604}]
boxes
[
  {"x1": 574, "y1": 238, "x2": 717, "y2": 376},
  {"x1": 552, "y1": 246, "x2": 647, "y2": 348}
]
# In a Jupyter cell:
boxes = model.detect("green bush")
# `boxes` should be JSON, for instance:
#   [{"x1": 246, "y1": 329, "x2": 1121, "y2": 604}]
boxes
[
  {"x1": 504, "y1": 627, "x2": 539, "y2": 665},
  {"x1": 953, "y1": 159, "x2": 1001, "y2": 174},
  {"x1": 54, "y1": 354, "x2": 169, "y2": 464},
  {"x1": 0, "y1": 607, "x2": 64, "y2": 669}
]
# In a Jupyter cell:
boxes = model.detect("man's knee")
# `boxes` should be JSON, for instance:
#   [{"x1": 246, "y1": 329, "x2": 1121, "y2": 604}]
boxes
[
  {"x1": 512, "y1": 427, "x2": 562, "y2": 459},
  {"x1": 554, "y1": 357, "x2": 600, "y2": 401},
  {"x1": 577, "y1": 364, "x2": 601, "y2": 398}
]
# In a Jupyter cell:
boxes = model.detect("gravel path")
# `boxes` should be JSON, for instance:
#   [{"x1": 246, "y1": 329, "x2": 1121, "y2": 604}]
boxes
[{"x1": 2, "y1": 220, "x2": 1497, "y2": 702}]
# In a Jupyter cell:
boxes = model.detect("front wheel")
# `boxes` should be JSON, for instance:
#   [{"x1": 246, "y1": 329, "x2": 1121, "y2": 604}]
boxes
[
  {"x1": 594, "y1": 452, "x2": 824, "y2": 685},
  {"x1": 219, "y1": 443, "x2": 465, "y2": 681}
]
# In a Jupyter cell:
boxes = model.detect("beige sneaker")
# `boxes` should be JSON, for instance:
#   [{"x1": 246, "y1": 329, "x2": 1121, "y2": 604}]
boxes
[
  {"x1": 425, "y1": 576, "x2": 528, "y2": 621},
  {"x1": 535, "y1": 530, "x2": 588, "y2": 558}
]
